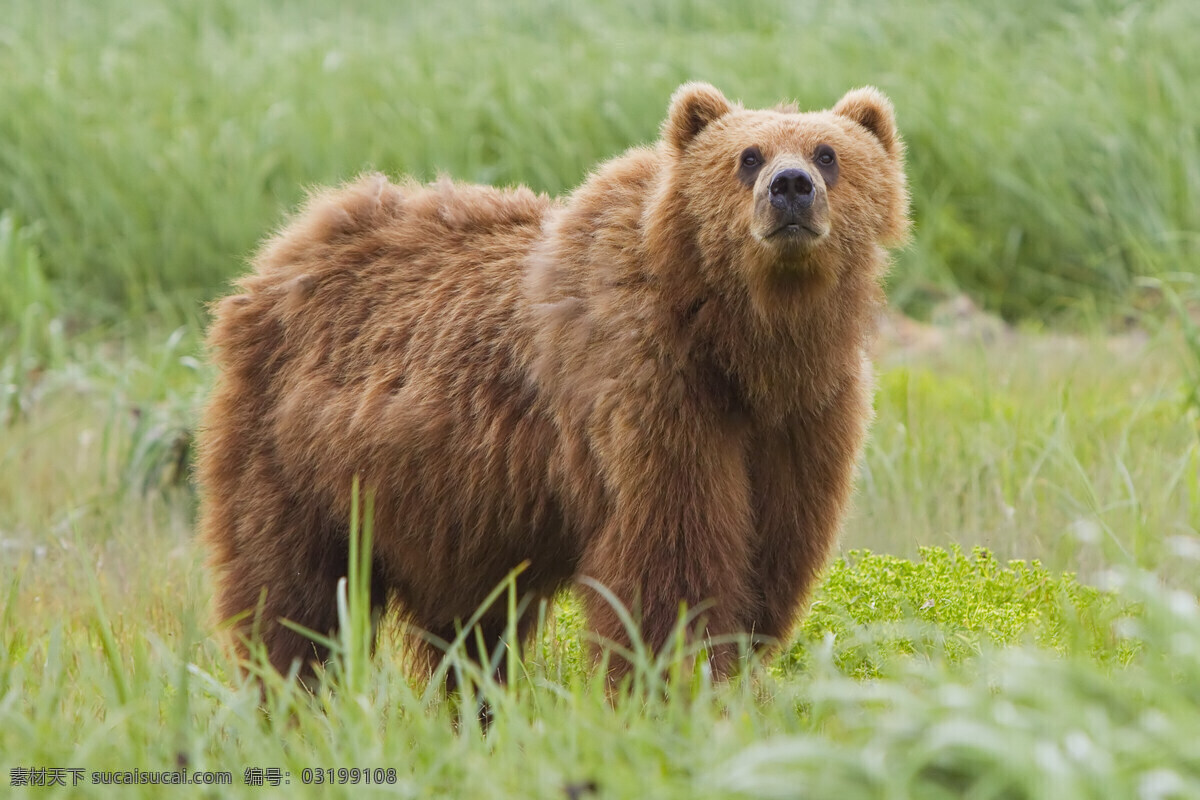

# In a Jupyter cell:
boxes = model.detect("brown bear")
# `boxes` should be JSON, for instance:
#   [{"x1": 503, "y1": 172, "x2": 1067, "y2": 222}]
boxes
[{"x1": 197, "y1": 82, "x2": 909, "y2": 685}]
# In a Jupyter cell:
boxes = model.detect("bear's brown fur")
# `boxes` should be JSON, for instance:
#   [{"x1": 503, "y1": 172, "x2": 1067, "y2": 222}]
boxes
[{"x1": 197, "y1": 83, "x2": 909, "y2": 683}]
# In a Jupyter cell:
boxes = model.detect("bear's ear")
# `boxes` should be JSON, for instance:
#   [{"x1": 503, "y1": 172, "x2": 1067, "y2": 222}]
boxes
[
  {"x1": 833, "y1": 87, "x2": 900, "y2": 155},
  {"x1": 663, "y1": 82, "x2": 732, "y2": 152}
]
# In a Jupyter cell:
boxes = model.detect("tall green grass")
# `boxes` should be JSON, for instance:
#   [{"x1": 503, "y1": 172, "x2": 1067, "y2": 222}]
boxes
[
  {"x1": 2, "y1": 523, "x2": 1195, "y2": 798},
  {"x1": 1, "y1": 0, "x2": 1197, "y2": 323},
  {"x1": 849, "y1": 328, "x2": 1199, "y2": 580}
]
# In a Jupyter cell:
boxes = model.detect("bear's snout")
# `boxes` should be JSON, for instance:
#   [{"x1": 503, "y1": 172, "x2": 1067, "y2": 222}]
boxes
[
  {"x1": 768, "y1": 168, "x2": 816, "y2": 212},
  {"x1": 754, "y1": 163, "x2": 830, "y2": 247}
]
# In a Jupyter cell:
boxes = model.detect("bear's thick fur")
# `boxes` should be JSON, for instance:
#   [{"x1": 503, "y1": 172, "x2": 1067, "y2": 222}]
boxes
[{"x1": 198, "y1": 83, "x2": 908, "y2": 682}]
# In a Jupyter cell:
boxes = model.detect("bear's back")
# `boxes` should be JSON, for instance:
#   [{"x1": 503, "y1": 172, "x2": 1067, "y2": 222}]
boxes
[{"x1": 209, "y1": 174, "x2": 553, "y2": 393}]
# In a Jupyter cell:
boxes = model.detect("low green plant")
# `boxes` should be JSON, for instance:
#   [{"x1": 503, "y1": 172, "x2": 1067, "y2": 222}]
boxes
[
  {"x1": 788, "y1": 547, "x2": 1137, "y2": 678},
  {"x1": 111, "y1": 327, "x2": 204, "y2": 494}
]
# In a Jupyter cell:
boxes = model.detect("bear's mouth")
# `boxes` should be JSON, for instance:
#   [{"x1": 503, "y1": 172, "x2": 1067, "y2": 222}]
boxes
[
  {"x1": 752, "y1": 194, "x2": 832, "y2": 249},
  {"x1": 765, "y1": 221, "x2": 828, "y2": 241}
]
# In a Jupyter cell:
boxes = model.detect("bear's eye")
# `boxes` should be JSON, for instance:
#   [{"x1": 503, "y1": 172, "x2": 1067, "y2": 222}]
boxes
[
  {"x1": 738, "y1": 147, "x2": 764, "y2": 188},
  {"x1": 813, "y1": 144, "x2": 839, "y2": 187}
]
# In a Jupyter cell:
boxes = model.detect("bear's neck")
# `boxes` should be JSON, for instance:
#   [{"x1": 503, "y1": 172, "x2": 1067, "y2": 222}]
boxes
[
  {"x1": 702, "y1": 269, "x2": 881, "y2": 424},
  {"x1": 642, "y1": 186, "x2": 883, "y2": 425}
]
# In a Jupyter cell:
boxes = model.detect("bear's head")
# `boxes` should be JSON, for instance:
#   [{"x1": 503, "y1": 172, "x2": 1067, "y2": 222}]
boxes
[{"x1": 660, "y1": 82, "x2": 908, "y2": 293}]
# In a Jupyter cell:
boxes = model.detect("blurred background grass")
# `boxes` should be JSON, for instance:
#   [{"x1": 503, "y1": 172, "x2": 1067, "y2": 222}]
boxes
[{"x1": 1, "y1": 0, "x2": 1197, "y2": 326}]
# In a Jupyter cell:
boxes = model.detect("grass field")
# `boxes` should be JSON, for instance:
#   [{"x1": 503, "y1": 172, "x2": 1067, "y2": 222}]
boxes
[{"x1": 2, "y1": 0, "x2": 1199, "y2": 797}]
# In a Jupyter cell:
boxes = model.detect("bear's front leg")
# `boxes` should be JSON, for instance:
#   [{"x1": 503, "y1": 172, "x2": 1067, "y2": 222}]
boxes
[
  {"x1": 747, "y1": 374, "x2": 872, "y2": 649},
  {"x1": 578, "y1": 389, "x2": 756, "y2": 682}
]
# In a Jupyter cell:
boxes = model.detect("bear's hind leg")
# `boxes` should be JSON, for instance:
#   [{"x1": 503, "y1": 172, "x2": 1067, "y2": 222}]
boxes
[{"x1": 212, "y1": 511, "x2": 385, "y2": 686}]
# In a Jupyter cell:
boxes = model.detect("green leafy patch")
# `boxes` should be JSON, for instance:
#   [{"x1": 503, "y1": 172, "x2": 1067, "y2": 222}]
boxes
[{"x1": 788, "y1": 547, "x2": 1138, "y2": 677}]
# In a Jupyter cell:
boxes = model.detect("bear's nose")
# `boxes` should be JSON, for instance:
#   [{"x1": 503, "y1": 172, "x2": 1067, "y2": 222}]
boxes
[{"x1": 768, "y1": 168, "x2": 816, "y2": 210}]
